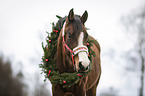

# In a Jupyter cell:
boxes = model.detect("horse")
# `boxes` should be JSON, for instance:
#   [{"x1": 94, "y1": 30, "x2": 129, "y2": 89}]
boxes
[{"x1": 53, "y1": 9, "x2": 101, "y2": 96}]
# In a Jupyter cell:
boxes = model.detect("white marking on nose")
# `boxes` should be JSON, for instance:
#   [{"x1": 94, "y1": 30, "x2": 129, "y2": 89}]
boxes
[{"x1": 78, "y1": 32, "x2": 90, "y2": 68}]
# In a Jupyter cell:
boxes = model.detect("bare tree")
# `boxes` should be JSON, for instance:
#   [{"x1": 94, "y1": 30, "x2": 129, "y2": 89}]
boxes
[{"x1": 121, "y1": 5, "x2": 145, "y2": 96}]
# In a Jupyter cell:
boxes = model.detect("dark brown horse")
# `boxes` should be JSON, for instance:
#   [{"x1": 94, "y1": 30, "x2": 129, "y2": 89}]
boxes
[{"x1": 53, "y1": 9, "x2": 101, "y2": 96}]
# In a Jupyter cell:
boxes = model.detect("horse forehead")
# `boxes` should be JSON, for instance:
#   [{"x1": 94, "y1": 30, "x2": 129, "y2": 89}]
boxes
[
  {"x1": 78, "y1": 32, "x2": 84, "y2": 45},
  {"x1": 66, "y1": 17, "x2": 83, "y2": 29}
]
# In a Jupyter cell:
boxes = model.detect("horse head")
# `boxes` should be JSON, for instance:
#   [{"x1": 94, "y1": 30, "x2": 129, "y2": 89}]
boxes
[{"x1": 57, "y1": 9, "x2": 90, "y2": 73}]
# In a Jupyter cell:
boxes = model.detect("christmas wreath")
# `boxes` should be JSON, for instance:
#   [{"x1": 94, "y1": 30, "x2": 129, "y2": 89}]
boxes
[{"x1": 39, "y1": 15, "x2": 96, "y2": 88}]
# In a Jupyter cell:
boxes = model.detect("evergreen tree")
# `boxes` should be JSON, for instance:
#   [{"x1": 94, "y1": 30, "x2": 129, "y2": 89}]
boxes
[{"x1": 0, "y1": 55, "x2": 24, "y2": 96}]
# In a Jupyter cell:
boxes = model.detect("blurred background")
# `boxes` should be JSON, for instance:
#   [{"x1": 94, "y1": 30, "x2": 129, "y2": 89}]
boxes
[{"x1": 0, "y1": 0, "x2": 145, "y2": 96}]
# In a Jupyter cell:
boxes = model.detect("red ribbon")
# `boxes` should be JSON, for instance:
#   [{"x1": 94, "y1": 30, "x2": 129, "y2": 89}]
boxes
[
  {"x1": 48, "y1": 70, "x2": 51, "y2": 76},
  {"x1": 77, "y1": 74, "x2": 82, "y2": 77},
  {"x1": 88, "y1": 52, "x2": 91, "y2": 57}
]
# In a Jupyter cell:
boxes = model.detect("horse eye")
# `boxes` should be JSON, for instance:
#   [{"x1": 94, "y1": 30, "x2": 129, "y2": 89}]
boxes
[{"x1": 67, "y1": 33, "x2": 72, "y2": 38}]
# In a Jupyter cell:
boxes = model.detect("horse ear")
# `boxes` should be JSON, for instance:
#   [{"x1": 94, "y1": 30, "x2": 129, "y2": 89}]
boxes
[
  {"x1": 68, "y1": 8, "x2": 74, "y2": 21},
  {"x1": 81, "y1": 11, "x2": 88, "y2": 24}
]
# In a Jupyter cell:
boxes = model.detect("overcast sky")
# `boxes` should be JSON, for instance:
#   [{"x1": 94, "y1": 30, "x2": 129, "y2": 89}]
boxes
[{"x1": 0, "y1": 0, "x2": 144, "y2": 96}]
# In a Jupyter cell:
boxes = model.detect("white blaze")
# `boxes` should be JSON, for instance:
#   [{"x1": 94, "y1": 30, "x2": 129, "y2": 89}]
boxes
[
  {"x1": 62, "y1": 21, "x2": 66, "y2": 36},
  {"x1": 78, "y1": 32, "x2": 90, "y2": 68}
]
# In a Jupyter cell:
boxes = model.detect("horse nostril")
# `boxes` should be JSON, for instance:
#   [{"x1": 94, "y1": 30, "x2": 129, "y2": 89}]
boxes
[
  {"x1": 79, "y1": 62, "x2": 85, "y2": 71},
  {"x1": 79, "y1": 62, "x2": 82, "y2": 68},
  {"x1": 86, "y1": 66, "x2": 89, "y2": 70}
]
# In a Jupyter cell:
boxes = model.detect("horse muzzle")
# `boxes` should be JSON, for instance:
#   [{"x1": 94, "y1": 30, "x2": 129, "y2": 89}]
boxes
[{"x1": 78, "y1": 61, "x2": 90, "y2": 72}]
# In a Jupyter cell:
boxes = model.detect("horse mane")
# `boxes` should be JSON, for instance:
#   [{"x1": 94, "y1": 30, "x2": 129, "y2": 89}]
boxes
[
  {"x1": 57, "y1": 16, "x2": 67, "y2": 32},
  {"x1": 88, "y1": 36, "x2": 101, "y2": 53}
]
